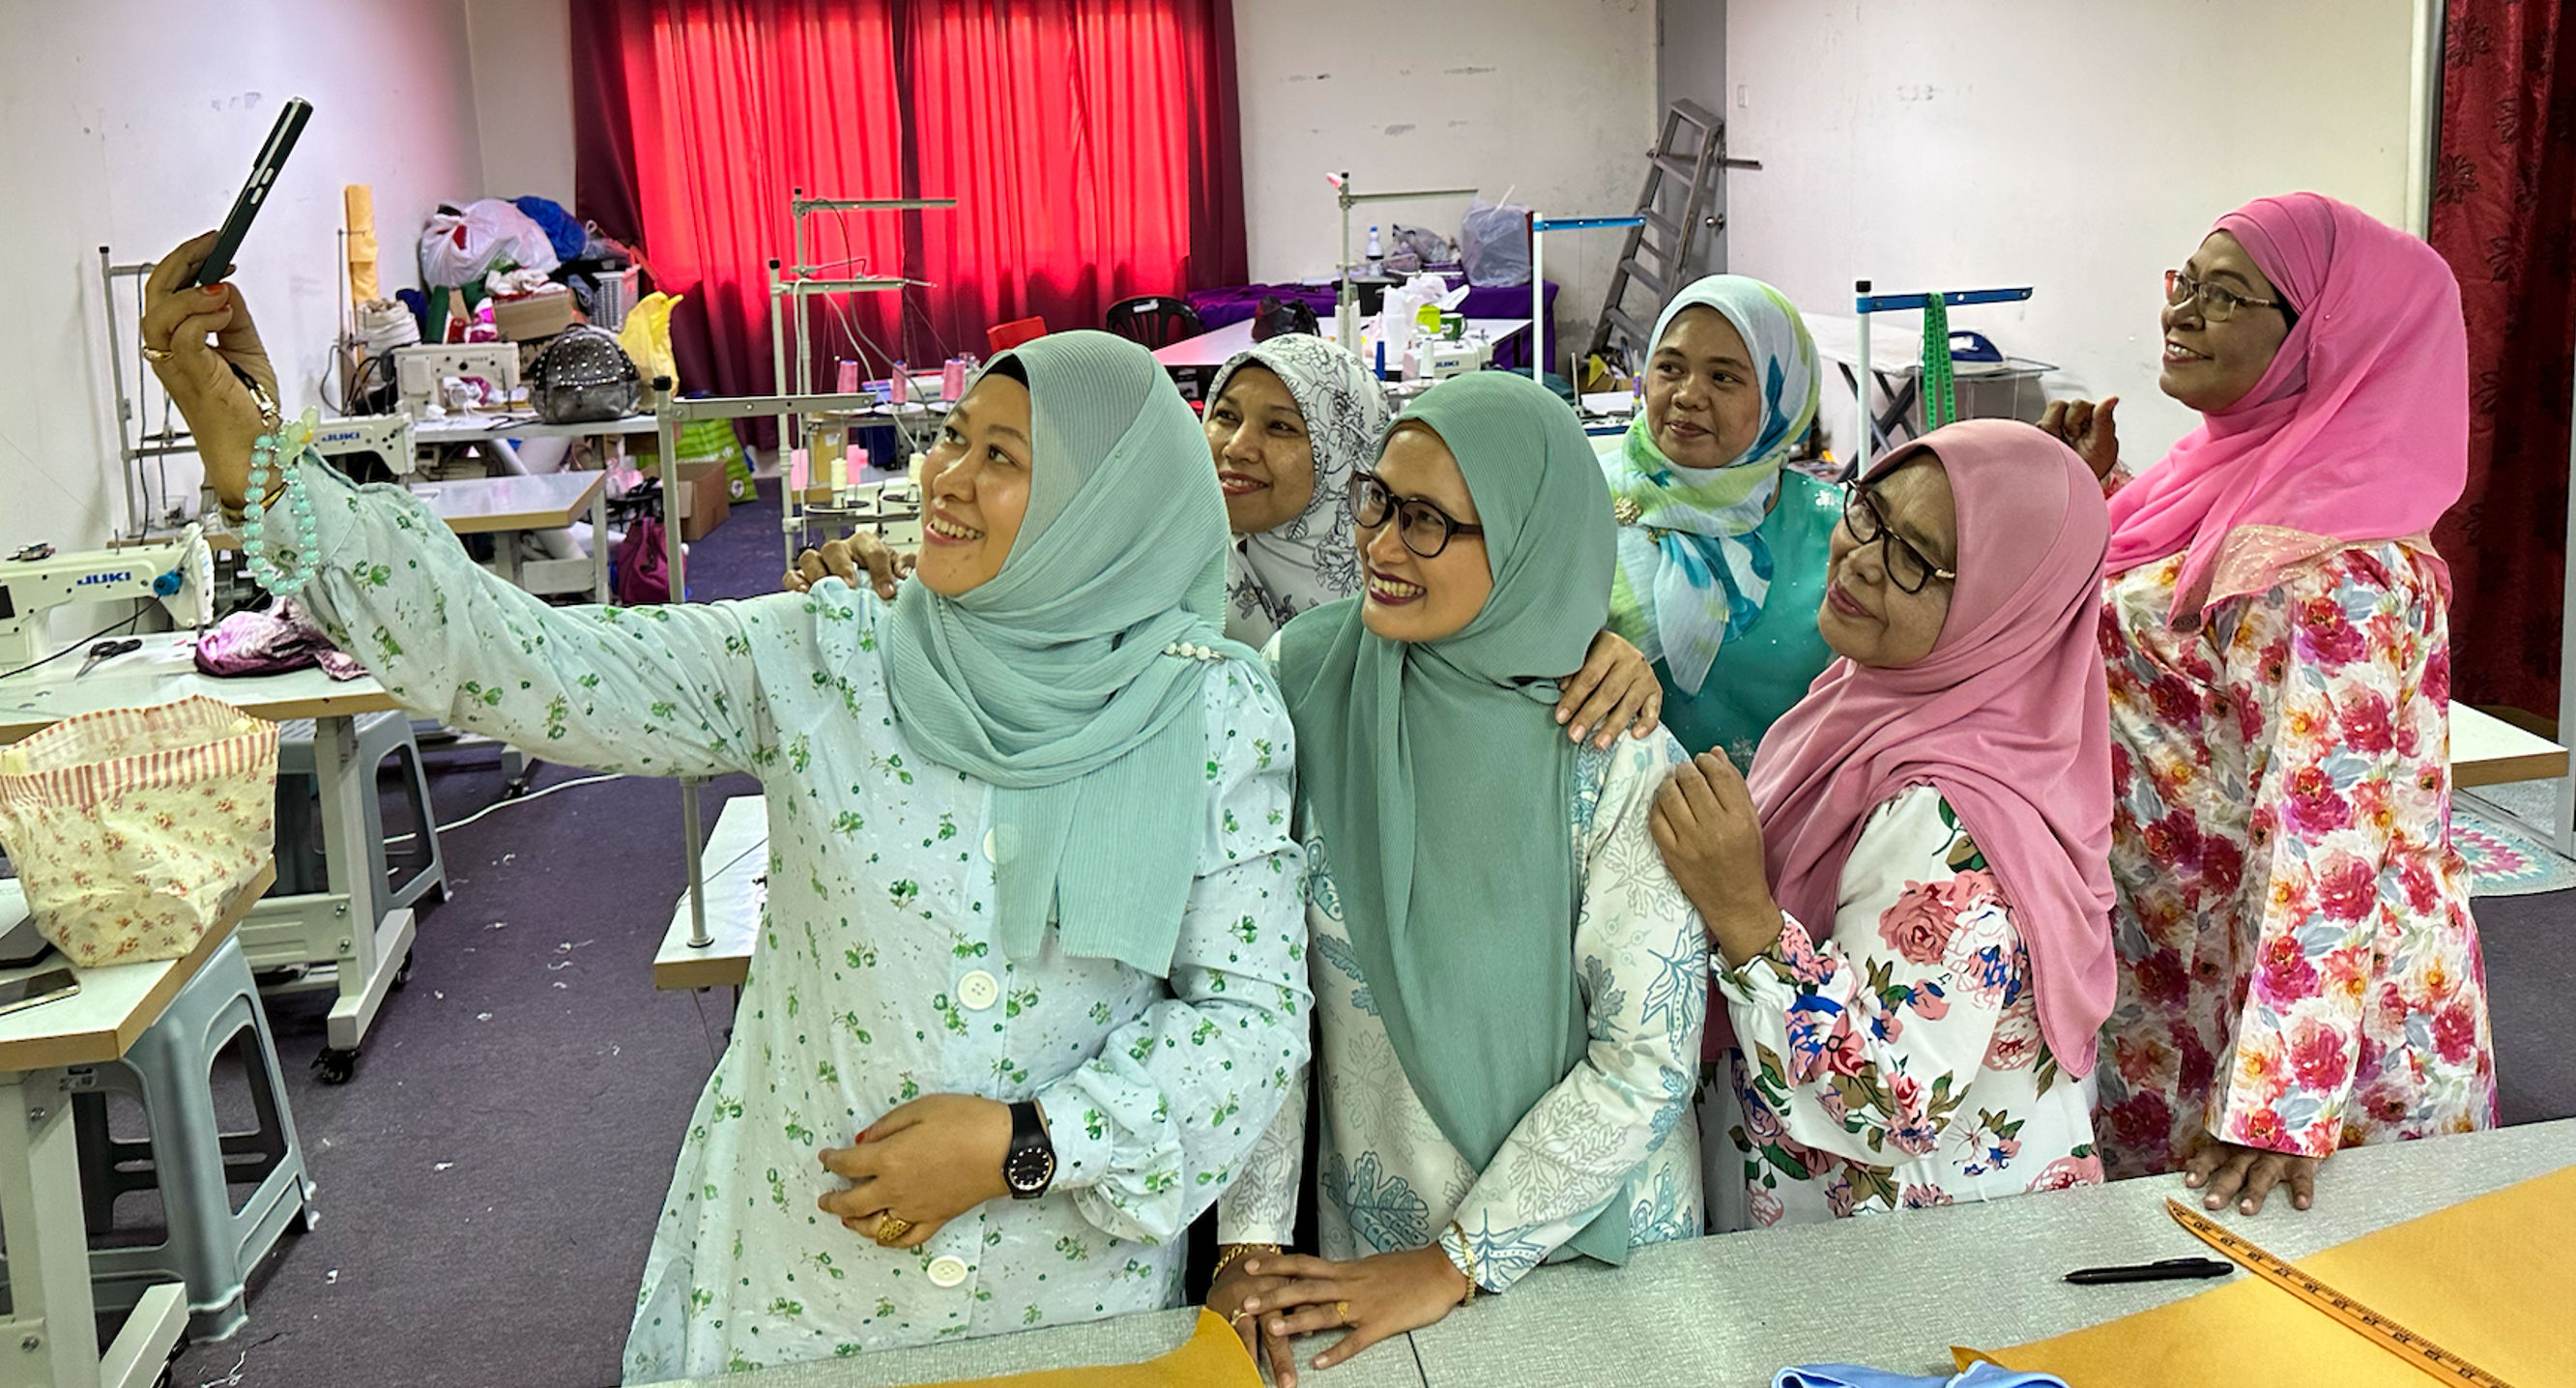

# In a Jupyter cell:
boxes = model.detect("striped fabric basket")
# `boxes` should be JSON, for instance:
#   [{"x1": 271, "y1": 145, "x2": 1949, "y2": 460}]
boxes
[{"x1": 0, "y1": 697, "x2": 278, "y2": 967}]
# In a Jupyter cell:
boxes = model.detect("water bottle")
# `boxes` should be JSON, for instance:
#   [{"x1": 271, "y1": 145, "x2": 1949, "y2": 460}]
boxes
[{"x1": 1366, "y1": 225, "x2": 1384, "y2": 275}]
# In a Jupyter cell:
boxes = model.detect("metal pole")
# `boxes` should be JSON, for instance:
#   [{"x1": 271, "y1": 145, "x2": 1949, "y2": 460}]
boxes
[
  {"x1": 656, "y1": 385, "x2": 684, "y2": 599},
  {"x1": 682, "y1": 778, "x2": 711, "y2": 948},
  {"x1": 101, "y1": 245, "x2": 140, "y2": 539},
  {"x1": 1530, "y1": 213, "x2": 1546, "y2": 383},
  {"x1": 769, "y1": 259, "x2": 796, "y2": 572},
  {"x1": 1337, "y1": 173, "x2": 1357, "y2": 353},
  {"x1": 1853, "y1": 279, "x2": 1873, "y2": 472}
]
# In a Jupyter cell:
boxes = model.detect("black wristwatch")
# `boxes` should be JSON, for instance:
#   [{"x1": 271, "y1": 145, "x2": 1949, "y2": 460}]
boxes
[{"x1": 1003, "y1": 1100, "x2": 1056, "y2": 1200}]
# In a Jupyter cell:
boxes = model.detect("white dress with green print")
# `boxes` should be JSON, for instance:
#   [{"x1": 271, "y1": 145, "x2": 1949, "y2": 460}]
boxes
[
  {"x1": 270, "y1": 462, "x2": 1311, "y2": 1381},
  {"x1": 1217, "y1": 689, "x2": 1707, "y2": 1291}
]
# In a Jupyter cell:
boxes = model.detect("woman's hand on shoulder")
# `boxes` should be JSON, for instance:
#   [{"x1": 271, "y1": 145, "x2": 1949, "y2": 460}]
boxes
[
  {"x1": 1556, "y1": 629, "x2": 1664, "y2": 749},
  {"x1": 784, "y1": 533, "x2": 915, "y2": 600},
  {"x1": 1649, "y1": 750, "x2": 1784, "y2": 966},
  {"x1": 2039, "y1": 395, "x2": 2121, "y2": 481}
]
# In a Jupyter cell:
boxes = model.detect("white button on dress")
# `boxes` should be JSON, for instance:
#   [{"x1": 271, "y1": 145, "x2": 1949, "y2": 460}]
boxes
[
  {"x1": 958, "y1": 970, "x2": 1000, "y2": 1011},
  {"x1": 926, "y1": 1257, "x2": 970, "y2": 1288}
]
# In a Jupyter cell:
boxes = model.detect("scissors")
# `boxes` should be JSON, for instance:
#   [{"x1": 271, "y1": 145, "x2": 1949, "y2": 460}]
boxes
[{"x1": 76, "y1": 638, "x2": 143, "y2": 678}]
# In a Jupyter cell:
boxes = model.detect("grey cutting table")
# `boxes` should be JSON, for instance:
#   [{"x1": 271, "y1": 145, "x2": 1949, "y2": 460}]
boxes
[{"x1": 658, "y1": 1119, "x2": 2571, "y2": 1388}]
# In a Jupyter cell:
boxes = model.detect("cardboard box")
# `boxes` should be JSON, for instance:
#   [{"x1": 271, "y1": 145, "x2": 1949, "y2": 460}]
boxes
[{"x1": 674, "y1": 455, "x2": 731, "y2": 541}]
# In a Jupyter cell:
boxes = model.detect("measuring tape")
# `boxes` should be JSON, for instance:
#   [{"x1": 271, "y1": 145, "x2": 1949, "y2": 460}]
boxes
[{"x1": 2163, "y1": 1198, "x2": 2515, "y2": 1387}]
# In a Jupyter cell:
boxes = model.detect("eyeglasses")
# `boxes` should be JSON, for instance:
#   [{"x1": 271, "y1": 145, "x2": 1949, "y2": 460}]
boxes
[
  {"x1": 1841, "y1": 484, "x2": 1955, "y2": 594},
  {"x1": 2163, "y1": 269, "x2": 2287, "y2": 324},
  {"x1": 1351, "y1": 470, "x2": 1486, "y2": 559}
]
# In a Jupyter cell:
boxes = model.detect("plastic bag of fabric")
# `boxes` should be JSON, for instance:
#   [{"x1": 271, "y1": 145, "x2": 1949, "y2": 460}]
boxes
[
  {"x1": 511, "y1": 194, "x2": 589, "y2": 263},
  {"x1": 1390, "y1": 224, "x2": 1456, "y2": 271},
  {"x1": 1460, "y1": 196, "x2": 1533, "y2": 287},
  {"x1": 618, "y1": 291, "x2": 682, "y2": 390},
  {"x1": 0, "y1": 698, "x2": 279, "y2": 966}
]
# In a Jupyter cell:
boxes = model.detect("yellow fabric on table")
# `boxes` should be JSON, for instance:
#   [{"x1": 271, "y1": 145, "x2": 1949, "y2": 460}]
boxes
[
  {"x1": 1973, "y1": 1166, "x2": 2574, "y2": 1386},
  {"x1": 909, "y1": 1310, "x2": 1259, "y2": 1388}
]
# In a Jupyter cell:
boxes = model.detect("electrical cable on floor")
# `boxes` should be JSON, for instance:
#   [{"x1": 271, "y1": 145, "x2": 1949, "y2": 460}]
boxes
[{"x1": 380, "y1": 769, "x2": 627, "y2": 846}]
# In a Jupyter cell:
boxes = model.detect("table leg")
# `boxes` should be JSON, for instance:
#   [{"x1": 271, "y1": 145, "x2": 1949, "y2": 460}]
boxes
[
  {"x1": 591, "y1": 487, "x2": 612, "y2": 603},
  {"x1": 313, "y1": 716, "x2": 408, "y2": 1068},
  {"x1": 0, "y1": 1071, "x2": 101, "y2": 1387},
  {"x1": 494, "y1": 525, "x2": 524, "y2": 590}
]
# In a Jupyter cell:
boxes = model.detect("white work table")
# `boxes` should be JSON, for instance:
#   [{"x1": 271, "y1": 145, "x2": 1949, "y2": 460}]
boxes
[
  {"x1": 410, "y1": 412, "x2": 661, "y2": 445},
  {"x1": 655, "y1": 1119, "x2": 2570, "y2": 1388},
  {"x1": 404, "y1": 469, "x2": 612, "y2": 601},
  {"x1": 0, "y1": 632, "x2": 414, "y2": 1075},
  {"x1": 0, "y1": 864, "x2": 275, "y2": 1388},
  {"x1": 1151, "y1": 317, "x2": 1533, "y2": 370}
]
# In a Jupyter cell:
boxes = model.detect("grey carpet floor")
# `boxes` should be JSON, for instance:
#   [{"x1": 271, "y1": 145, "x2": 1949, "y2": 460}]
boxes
[{"x1": 124, "y1": 478, "x2": 2576, "y2": 1386}]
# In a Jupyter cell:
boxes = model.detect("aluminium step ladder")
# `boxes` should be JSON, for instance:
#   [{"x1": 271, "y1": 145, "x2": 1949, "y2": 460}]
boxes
[{"x1": 1588, "y1": 100, "x2": 1757, "y2": 364}]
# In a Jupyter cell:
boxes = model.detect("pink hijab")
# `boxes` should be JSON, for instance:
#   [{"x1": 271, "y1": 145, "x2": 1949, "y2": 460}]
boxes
[
  {"x1": 1742, "y1": 420, "x2": 2117, "y2": 1076},
  {"x1": 2105, "y1": 192, "x2": 2469, "y2": 622}
]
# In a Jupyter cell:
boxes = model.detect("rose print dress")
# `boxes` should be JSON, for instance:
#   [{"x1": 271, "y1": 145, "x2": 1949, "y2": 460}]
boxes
[
  {"x1": 2093, "y1": 544, "x2": 2497, "y2": 1176},
  {"x1": 1707, "y1": 786, "x2": 2101, "y2": 1229},
  {"x1": 264, "y1": 462, "x2": 1312, "y2": 1379},
  {"x1": 1219, "y1": 731, "x2": 1708, "y2": 1289}
]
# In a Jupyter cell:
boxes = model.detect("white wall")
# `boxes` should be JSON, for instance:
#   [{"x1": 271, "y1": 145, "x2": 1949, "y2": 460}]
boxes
[
  {"x1": 1657, "y1": 0, "x2": 1728, "y2": 274},
  {"x1": 1234, "y1": 0, "x2": 1660, "y2": 374},
  {"x1": 467, "y1": 0, "x2": 575, "y2": 206},
  {"x1": 0, "y1": 0, "x2": 488, "y2": 574},
  {"x1": 1725, "y1": 0, "x2": 2417, "y2": 461}
]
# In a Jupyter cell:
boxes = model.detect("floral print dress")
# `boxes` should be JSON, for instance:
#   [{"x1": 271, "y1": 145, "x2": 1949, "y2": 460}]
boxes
[
  {"x1": 1707, "y1": 786, "x2": 2101, "y2": 1229},
  {"x1": 1218, "y1": 731, "x2": 1708, "y2": 1290},
  {"x1": 267, "y1": 463, "x2": 1311, "y2": 1380},
  {"x1": 2093, "y1": 544, "x2": 2498, "y2": 1177}
]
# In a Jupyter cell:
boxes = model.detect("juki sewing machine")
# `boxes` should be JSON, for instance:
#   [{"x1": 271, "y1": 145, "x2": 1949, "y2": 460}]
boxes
[
  {"x1": 0, "y1": 527, "x2": 217, "y2": 670},
  {"x1": 312, "y1": 413, "x2": 420, "y2": 479}
]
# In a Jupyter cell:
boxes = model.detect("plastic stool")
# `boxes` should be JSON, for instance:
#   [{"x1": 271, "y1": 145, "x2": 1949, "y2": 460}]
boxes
[
  {"x1": 3, "y1": 936, "x2": 318, "y2": 1339},
  {"x1": 275, "y1": 709, "x2": 446, "y2": 911},
  {"x1": 24, "y1": 936, "x2": 321, "y2": 1343}
]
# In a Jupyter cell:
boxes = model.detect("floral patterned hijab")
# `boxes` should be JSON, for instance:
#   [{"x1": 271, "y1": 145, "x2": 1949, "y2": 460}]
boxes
[{"x1": 1209, "y1": 333, "x2": 1391, "y2": 646}]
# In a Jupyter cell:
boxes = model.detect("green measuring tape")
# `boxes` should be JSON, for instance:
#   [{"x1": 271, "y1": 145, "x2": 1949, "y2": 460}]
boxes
[{"x1": 1922, "y1": 296, "x2": 1957, "y2": 431}]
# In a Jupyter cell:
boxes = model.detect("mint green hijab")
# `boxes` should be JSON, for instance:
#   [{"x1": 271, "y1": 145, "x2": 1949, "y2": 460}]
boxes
[
  {"x1": 883, "y1": 331, "x2": 1239, "y2": 977},
  {"x1": 1276, "y1": 370, "x2": 1633, "y2": 1265}
]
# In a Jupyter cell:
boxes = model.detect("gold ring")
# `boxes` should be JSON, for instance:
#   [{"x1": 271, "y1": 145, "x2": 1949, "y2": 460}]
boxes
[
  {"x1": 138, "y1": 342, "x2": 174, "y2": 363},
  {"x1": 872, "y1": 1214, "x2": 913, "y2": 1245},
  {"x1": 1336, "y1": 1299, "x2": 1353, "y2": 1325}
]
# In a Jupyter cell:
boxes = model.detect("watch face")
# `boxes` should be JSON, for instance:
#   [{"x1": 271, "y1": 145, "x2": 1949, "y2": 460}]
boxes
[{"x1": 1006, "y1": 1145, "x2": 1056, "y2": 1195}]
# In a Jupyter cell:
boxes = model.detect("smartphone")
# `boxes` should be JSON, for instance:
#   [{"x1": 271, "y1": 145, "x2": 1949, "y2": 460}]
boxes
[
  {"x1": 0, "y1": 965, "x2": 77, "y2": 1019},
  {"x1": 192, "y1": 96, "x2": 314, "y2": 289}
]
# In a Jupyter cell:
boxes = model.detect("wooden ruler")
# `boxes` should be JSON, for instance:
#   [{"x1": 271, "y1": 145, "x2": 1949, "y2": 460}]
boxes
[{"x1": 2163, "y1": 1198, "x2": 2514, "y2": 1388}]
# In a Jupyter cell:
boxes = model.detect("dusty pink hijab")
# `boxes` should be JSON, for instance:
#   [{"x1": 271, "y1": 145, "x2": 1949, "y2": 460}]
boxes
[
  {"x1": 2106, "y1": 192, "x2": 2469, "y2": 622},
  {"x1": 1743, "y1": 420, "x2": 2117, "y2": 1075}
]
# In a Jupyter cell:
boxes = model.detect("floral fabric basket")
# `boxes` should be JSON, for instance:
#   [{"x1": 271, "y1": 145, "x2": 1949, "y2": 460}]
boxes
[{"x1": 0, "y1": 697, "x2": 278, "y2": 967}]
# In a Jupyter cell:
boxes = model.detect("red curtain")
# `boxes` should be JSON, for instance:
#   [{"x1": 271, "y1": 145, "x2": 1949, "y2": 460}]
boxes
[
  {"x1": 2429, "y1": 0, "x2": 2576, "y2": 715},
  {"x1": 573, "y1": 0, "x2": 1246, "y2": 401}
]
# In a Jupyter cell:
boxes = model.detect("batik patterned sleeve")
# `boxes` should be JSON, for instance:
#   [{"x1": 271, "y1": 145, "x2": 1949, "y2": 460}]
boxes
[
  {"x1": 2210, "y1": 550, "x2": 2451, "y2": 1158},
  {"x1": 1036, "y1": 657, "x2": 1312, "y2": 1246},
  {"x1": 274, "y1": 457, "x2": 778, "y2": 780},
  {"x1": 1719, "y1": 789, "x2": 2041, "y2": 1196},
  {"x1": 1438, "y1": 735, "x2": 1706, "y2": 1292}
]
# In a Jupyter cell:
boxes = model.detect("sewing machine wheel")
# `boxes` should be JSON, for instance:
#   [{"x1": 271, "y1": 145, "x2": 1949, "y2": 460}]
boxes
[{"x1": 312, "y1": 1046, "x2": 361, "y2": 1085}]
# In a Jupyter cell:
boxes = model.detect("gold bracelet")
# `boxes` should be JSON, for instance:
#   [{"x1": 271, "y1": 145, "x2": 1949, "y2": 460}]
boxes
[
  {"x1": 1210, "y1": 1241, "x2": 1280, "y2": 1283},
  {"x1": 1446, "y1": 1220, "x2": 1477, "y2": 1305}
]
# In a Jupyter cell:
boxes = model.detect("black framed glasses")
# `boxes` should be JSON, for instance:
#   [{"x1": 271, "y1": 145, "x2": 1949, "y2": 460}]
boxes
[
  {"x1": 1351, "y1": 470, "x2": 1486, "y2": 559},
  {"x1": 1841, "y1": 484, "x2": 1955, "y2": 594},
  {"x1": 2163, "y1": 269, "x2": 2287, "y2": 324}
]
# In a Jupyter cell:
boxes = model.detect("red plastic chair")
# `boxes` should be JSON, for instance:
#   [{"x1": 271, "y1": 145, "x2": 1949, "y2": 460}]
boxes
[{"x1": 986, "y1": 316, "x2": 1048, "y2": 354}]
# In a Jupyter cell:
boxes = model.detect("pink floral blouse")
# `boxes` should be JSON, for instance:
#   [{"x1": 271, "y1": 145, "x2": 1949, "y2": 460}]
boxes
[
  {"x1": 2093, "y1": 544, "x2": 2499, "y2": 1178},
  {"x1": 1707, "y1": 786, "x2": 2101, "y2": 1229}
]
